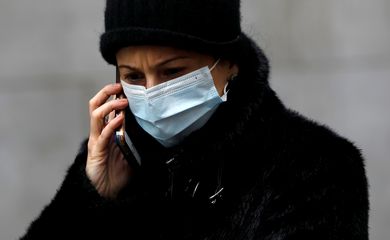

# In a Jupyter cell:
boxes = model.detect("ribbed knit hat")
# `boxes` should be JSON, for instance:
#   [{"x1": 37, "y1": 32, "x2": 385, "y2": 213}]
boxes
[{"x1": 100, "y1": 0, "x2": 243, "y2": 65}]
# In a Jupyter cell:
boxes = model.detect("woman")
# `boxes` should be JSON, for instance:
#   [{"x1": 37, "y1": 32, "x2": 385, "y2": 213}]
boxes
[{"x1": 21, "y1": 0, "x2": 369, "y2": 239}]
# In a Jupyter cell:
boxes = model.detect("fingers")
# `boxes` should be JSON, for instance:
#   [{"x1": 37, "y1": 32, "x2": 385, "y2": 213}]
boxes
[
  {"x1": 108, "y1": 109, "x2": 116, "y2": 121},
  {"x1": 89, "y1": 83, "x2": 123, "y2": 116},
  {"x1": 90, "y1": 98, "x2": 128, "y2": 139},
  {"x1": 95, "y1": 112, "x2": 125, "y2": 152},
  {"x1": 108, "y1": 93, "x2": 119, "y2": 123}
]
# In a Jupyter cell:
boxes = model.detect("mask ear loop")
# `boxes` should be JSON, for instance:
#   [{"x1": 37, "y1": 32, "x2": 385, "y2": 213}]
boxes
[{"x1": 209, "y1": 58, "x2": 221, "y2": 72}]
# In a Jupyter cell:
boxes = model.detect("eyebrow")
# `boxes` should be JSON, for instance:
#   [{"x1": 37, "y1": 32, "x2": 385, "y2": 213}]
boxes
[{"x1": 118, "y1": 56, "x2": 190, "y2": 71}]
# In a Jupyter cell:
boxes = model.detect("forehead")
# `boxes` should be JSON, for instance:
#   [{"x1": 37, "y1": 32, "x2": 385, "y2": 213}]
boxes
[{"x1": 116, "y1": 45, "x2": 201, "y2": 61}]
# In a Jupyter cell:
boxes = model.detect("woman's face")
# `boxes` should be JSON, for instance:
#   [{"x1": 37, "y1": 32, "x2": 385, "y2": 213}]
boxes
[{"x1": 116, "y1": 46, "x2": 238, "y2": 96}]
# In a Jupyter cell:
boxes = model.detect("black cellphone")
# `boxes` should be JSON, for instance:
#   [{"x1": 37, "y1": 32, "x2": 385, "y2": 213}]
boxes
[{"x1": 114, "y1": 67, "x2": 142, "y2": 167}]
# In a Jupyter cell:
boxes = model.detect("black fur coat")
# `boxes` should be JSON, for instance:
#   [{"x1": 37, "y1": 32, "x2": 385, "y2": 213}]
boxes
[{"x1": 21, "y1": 36, "x2": 369, "y2": 239}]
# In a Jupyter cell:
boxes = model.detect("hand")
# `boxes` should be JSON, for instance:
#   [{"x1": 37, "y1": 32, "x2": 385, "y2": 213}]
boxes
[{"x1": 86, "y1": 83, "x2": 132, "y2": 199}]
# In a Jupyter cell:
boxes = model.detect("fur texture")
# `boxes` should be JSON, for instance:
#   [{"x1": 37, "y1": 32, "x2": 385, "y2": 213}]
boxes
[{"x1": 20, "y1": 35, "x2": 369, "y2": 239}]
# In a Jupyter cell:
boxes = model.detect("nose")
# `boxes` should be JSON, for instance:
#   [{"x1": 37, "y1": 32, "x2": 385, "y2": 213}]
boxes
[{"x1": 145, "y1": 74, "x2": 162, "y2": 89}]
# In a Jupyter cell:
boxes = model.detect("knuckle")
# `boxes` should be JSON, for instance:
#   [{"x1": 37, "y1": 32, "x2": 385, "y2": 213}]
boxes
[
  {"x1": 110, "y1": 100, "x2": 118, "y2": 109},
  {"x1": 89, "y1": 98, "x2": 95, "y2": 106},
  {"x1": 91, "y1": 110, "x2": 102, "y2": 120},
  {"x1": 88, "y1": 99, "x2": 96, "y2": 111},
  {"x1": 104, "y1": 84, "x2": 114, "y2": 92}
]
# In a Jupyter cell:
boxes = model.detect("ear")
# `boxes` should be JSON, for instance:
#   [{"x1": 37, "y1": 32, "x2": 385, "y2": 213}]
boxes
[
  {"x1": 230, "y1": 63, "x2": 239, "y2": 76},
  {"x1": 224, "y1": 59, "x2": 239, "y2": 75}
]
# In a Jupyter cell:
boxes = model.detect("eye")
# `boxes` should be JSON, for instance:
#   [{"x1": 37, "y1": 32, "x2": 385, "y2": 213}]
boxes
[
  {"x1": 123, "y1": 72, "x2": 145, "y2": 83},
  {"x1": 163, "y1": 67, "x2": 185, "y2": 77}
]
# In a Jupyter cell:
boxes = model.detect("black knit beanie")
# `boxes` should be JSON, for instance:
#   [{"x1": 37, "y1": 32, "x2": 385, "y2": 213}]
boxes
[{"x1": 100, "y1": 0, "x2": 243, "y2": 65}]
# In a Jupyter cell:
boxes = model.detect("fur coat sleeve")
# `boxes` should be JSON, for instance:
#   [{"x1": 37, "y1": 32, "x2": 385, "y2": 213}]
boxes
[{"x1": 19, "y1": 138, "x2": 149, "y2": 239}]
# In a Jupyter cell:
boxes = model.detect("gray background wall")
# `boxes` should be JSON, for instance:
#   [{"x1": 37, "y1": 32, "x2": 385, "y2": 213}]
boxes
[{"x1": 0, "y1": 0, "x2": 389, "y2": 239}]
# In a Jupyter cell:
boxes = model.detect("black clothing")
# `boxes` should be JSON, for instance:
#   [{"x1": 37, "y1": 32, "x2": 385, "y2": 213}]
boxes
[{"x1": 21, "y1": 36, "x2": 369, "y2": 240}]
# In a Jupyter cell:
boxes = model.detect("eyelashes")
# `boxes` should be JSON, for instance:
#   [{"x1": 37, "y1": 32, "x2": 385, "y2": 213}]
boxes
[
  {"x1": 162, "y1": 67, "x2": 185, "y2": 77},
  {"x1": 124, "y1": 73, "x2": 144, "y2": 81},
  {"x1": 123, "y1": 67, "x2": 187, "y2": 83}
]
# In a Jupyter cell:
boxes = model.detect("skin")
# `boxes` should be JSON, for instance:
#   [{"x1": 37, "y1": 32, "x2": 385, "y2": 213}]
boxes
[{"x1": 86, "y1": 45, "x2": 239, "y2": 199}]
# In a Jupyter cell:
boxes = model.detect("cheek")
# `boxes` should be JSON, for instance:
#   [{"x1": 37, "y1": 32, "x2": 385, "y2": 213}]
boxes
[{"x1": 211, "y1": 70, "x2": 228, "y2": 96}]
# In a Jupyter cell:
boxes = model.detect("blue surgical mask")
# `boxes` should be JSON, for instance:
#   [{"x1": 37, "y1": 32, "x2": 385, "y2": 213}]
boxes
[{"x1": 121, "y1": 59, "x2": 227, "y2": 147}]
